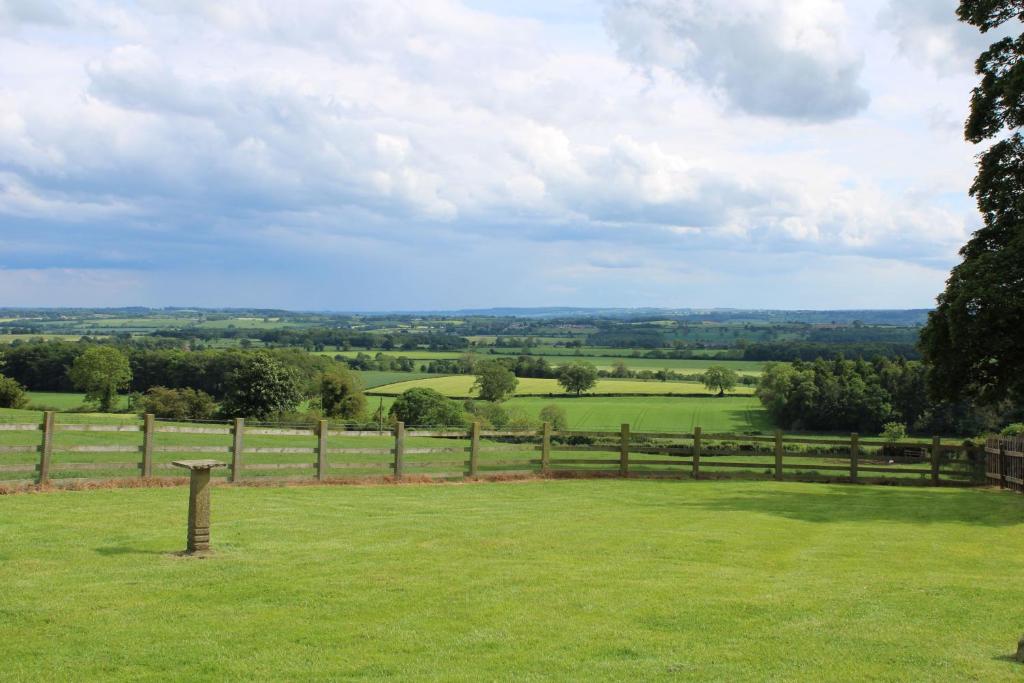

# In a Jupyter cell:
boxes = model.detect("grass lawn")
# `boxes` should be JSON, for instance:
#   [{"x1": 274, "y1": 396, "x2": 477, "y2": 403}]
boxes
[
  {"x1": 505, "y1": 395, "x2": 773, "y2": 433},
  {"x1": 0, "y1": 480, "x2": 1021, "y2": 680},
  {"x1": 369, "y1": 376, "x2": 755, "y2": 398}
]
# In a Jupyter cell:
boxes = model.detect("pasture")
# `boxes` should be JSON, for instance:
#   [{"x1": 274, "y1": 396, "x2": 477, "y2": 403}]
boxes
[
  {"x1": 1, "y1": 480, "x2": 1021, "y2": 680},
  {"x1": 368, "y1": 376, "x2": 756, "y2": 398},
  {"x1": 505, "y1": 396, "x2": 772, "y2": 433},
  {"x1": 321, "y1": 350, "x2": 764, "y2": 375}
]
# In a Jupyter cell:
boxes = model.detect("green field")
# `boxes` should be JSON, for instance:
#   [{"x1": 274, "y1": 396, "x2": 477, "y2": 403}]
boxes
[
  {"x1": 24, "y1": 392, "x2": 129, "y2": 412},
  {"x1": 369, "y1": 376, "x2": 755, "y2": 398},
  {"x1": 1, "y1": 481, "x2": 1021, "y2": 680},
  {"x1": 505, "y1": 396, "x2": 772, "y2": 433},
  {"x1": 320, "y1": 350, "x2": 764, "y2": 375}
]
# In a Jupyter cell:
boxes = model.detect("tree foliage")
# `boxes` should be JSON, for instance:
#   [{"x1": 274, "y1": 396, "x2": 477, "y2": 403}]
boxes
[
  {"x1": 539, "y1": 404, "x2": 568, "y2": 431},
  {"x1": 557, "y1": 362, "x2": 598, "y2": 397},
  {"x1": 320, "y1": 368, "x2": 366, "y2": 420},
  {"x1": 389, "y1": 387, "x2": 465, "y2": 427},
  {"x1": 138, "y1": 387, "x2": 216, "y2": 420},
  {"x1": 220, "y1": 352, "x2": 303, "y2": 420},
  {"x1": 921, "y1": 2, "x2": 1024, "y2": 405},
  {"x1": 67, "y1": 346, "x2": 132, "y2": 412},
  {"x1": 702, "y1": 366, "x2": 740, "y2": 396},
  {"x1": 0, "y1": 374, "x2": 28, "y2": 409},
  {"x1": 471, "y1": 360, "x2": 519, "y2": 402}
]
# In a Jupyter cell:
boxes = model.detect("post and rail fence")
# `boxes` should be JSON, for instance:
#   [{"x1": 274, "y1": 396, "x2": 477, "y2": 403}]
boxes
[
  {"x1": 0, "y1": 411, "x2": 986, "y2": 490},
  {"x1": 985, "y1": 436, "x2": 1024, "y2": 493}
]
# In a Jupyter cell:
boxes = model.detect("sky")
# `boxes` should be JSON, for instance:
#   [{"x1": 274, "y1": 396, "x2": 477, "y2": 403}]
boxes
[{"x1": 0, "y1": 0, "x2": 1011, "y2": 310}]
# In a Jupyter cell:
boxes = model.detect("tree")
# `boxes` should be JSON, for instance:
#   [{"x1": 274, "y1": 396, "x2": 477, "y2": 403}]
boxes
[
  {"x1": 471, "y1": 360, "x2": 518, "y2": 402},
  {"x1": 610, "y1": 360, "x2": 632, "y2": 378},
  {"x1": 320, "y1": 367, "x2": 366, "y2": 420},
  {"x1": 539, "y1": 404, "x2": 568, "y2": 430},
  {"x1": 67, "y1": 346, "x2": 132, "y2": 412},
  {"x1": 220, "y1": 352, "x2": 303, "y2": 420},
  {"x1": 702, "y1": 365, "x2": 739, "y2": 396},
  {"x1": 921, "y1": 2, "x2": 1024, "y2": 405},
  {"x1": 139, "y1": 387, "x2": 216, "y2": 420},
  {"x1": 389, "y1": 387, "x2": 465, "y2": 427},
  {"x1": 0, "y1": 374, "x2": 28, "y2": 409},
  {"x1": 557, "y1": 362, "x2": 597, "y2": 397}
]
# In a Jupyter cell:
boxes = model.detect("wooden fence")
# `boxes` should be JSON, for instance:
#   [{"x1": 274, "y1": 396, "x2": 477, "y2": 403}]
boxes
[
  {"x1": 0, "y1": 412, "x2": 983, "y2": 488},
  {"x1": 984, "y1": 436, "x2": 1024, "y2": 493}
]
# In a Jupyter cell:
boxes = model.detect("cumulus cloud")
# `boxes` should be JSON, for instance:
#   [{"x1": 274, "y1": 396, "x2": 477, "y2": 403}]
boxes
[
  {"x1": 604, "y1": 0, "x2": 870, "y2": 122},
  {"x1": 0, "y1": 0, "x2": 981, "y2": 308}
]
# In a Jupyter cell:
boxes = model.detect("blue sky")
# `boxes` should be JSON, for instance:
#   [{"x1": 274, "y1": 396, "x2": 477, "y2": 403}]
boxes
[{"x1": 0, "y1": 0, "x2": 1005, "y2": 310}]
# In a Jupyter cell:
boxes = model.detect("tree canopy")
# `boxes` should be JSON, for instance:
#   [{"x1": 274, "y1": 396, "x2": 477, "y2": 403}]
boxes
[
  {"x1": 557, "y1": 362, "x2": 598, "y2": 397},
  {"x1": 320, "y1": 367, "x2": 366, "y2": 420},
  {"x1": 389, "y1": 387, "x2": 465, "y2": 427},
  {"x1": 220, "y1": 352, "x2": 304, "y2": 420},
  {"x1": 471, "y1": 360, "x2": 518, "y2": 402},
  {"x1": 921, "y1": 1, "x2": 1024, "y2": 405},
  {"x1": 702, "y1": 366, "x2": 739, "y2": 396},
  {"x1": 67, "y1": 346, "x2": 132, "y2": 412}
]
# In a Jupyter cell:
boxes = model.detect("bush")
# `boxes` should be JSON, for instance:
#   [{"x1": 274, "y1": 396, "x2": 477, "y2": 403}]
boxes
[
  {"x1": 139, "y1": 387, "x2": 216, "y2": 420},
  {"x1": 389, "y1": 388, "x2": 465, "y2": 427},
  {"x1": 1001, "y1": 423, "x2": 1024, "y2": 437},
  {"x1": 538, "y1": 404, "x2": 568, "y2": 431},
  {"x1": 0, "y1": 375, "x2": 28, "y2": 409},
  {"x1": 881, "y1": 421, "x2": 908, "y2": 444}
]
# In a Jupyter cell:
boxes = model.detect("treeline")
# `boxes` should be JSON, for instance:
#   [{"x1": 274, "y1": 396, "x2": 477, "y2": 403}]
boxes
[
  {"x1": 743, "y1": 342, "x2": 921, "y2": 362},
  {"x1": 756, "y1": 358, "x2": 1021, "y2": 434},
  {"x1": 155, "y1": 328, "x2": 469, "y2": 352},
  {"x1": 1, "y1": 341, "x2": 332, "y2": 397}
]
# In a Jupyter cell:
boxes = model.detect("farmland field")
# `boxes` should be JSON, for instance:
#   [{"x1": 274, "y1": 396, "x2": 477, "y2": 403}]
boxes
[
  {"x1": 1, "y1": 481, "x2": 1021, "y2": 680},
  {"x1": 318, "y1": 350, "x2": 764, "y2": 374},
  {"x1": 504, "y1": 396, "x2": 772, "y2": 433},
  {"x1": 369, "y1": 375, "x2": 755, "y2": 398}
]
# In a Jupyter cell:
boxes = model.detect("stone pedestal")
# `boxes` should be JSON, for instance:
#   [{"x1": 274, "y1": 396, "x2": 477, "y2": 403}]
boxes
[{"x1": 172, "y1": 460, "x2": 227, "y2": 555}]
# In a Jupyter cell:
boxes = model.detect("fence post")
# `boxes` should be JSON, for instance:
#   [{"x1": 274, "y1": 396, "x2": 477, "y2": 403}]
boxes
[
  {"x1": 930, "y1": 436, "x2": 941, "y2": 486},
  {"x1": 850, "y1": 433, "x2": 859, "y2": 483},
  {"x1": 774, "y1": 430, "x2": 783, "y2": 481},
  {"x1": 469, "y1": 421, "x2": 480, "y2": 478},
  {"x1": 231, "y1": 418, "x2": 244, "y2": 483},
  {"x1": 619, "y1": 423, "x2": 630, "y2": 478},
  {"x1": 999, "y1": 444, "x2": 1007, "y2": 490},
  {"x1": 692, "y1": 426, "x2": 702, "y2": 480},
  {"x1": 541, "y1": 421, "x2": 551, "y2": 475},
  {"x1": 317, "y1": 419, "x2": 328, "y2": 482},
  {"x1": 141, "y1": 413, "x2": 155, "y2": 478},
  {"x1": 394, "y1": 421, "x2": 405, "y2": 480},
  {"x1": 37, "y1": 411, "x2": 54, "y2": 485}
]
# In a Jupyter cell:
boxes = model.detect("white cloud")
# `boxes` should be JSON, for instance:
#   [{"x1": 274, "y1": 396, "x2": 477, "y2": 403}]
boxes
[
  {"x1": 604, "y1": 0, "x2": 870, "y2": 122},
  {"x1": 0, "y1": 0, "x2": 986, "y2": 308}
]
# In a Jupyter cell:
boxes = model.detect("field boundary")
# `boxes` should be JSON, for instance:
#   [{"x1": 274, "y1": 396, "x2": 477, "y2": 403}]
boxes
[
  {"x1": 0, "y1": 412, "x2": 984, "y2": 491},
  {"x1": 984, "y1": 436, "x2": 1024, "y2": 493}
]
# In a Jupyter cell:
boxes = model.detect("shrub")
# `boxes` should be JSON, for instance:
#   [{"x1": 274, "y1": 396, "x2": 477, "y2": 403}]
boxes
[
  {"x1": 0, "y1": 374, "x2": 28, "y2": 409},
  {"x1": 538, "y1": 404, "x2": 568, "y2": 431},
  {"x1": 139, "y1": 387, "x2": 216, "y2": 420},
  {"x1": 1001, "y1": 423, "x2": 1024, "y2": 437},
  {"x1": 389, "y1": 388, "x2": 465, "y2": 427}
]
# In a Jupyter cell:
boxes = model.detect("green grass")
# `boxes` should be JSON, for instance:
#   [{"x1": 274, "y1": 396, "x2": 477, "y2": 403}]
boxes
[
  {"x1": 24, "y1": 392, "x2": 129, "y2": 412},
  {"x1": 369, "y1": 376, "x2": 755, "y2": 398},
  {"x1": 319, "y1": 350, "x2": 764, "y2": 375},
  {"x1": 0, "y1": 480, "x2": 1021, "y2": 680},
  {"x1": 505, "y1": 395, "x2": 773, "y2": 433},
  {"x1": 354, "y1": 370, "x2": 434, "y2": 389}
]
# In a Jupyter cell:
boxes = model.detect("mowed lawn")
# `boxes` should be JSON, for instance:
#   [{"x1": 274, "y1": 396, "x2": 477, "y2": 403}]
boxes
[
  {"x1": 1, "y1": 480, "x2": 1022, "y2": 681},
  {"x1": 369, "y1": 375, "x2": 755, "y2": 398}
]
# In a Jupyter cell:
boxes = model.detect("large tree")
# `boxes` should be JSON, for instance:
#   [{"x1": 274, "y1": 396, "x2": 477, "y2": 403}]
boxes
[
  {"x1": 557, "y1": 361, "x2": 598, "y2": 397},
  {"x1": 702, "y1": 365, "x2": 739, "y2": 396},
  {"x1": 471, "y1": 360, "x2": 518, "y2": 402},
  {"x1": 220, "y1": 352, "x2": 303, "y2": 420},
  {"x1": 319, "y1": 367, "x2": 366, "y2": 420},
  {"x1": 389, "y1": 387, "x2": 465, "y2": 427},
  {"x1": 921, "y1": 1, "x2": 1024, "y2": 405},
  {"x1": 67, "y1": 346, "x2": 132, "y2": 412}
]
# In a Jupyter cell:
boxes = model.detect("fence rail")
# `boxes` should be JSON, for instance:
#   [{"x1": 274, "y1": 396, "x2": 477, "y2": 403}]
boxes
[
  {"x1": 984, "y1": 437, "x2": 1024, "y2": 493},
  {"x1": 0, "y1": 412, "x2": 984, "y2": 489}
]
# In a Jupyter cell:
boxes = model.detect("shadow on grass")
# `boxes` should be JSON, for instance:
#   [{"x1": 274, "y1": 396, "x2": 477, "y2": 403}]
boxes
[{"x1": 647, "y1": 481, "x2": 1024, "y2": 527}]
